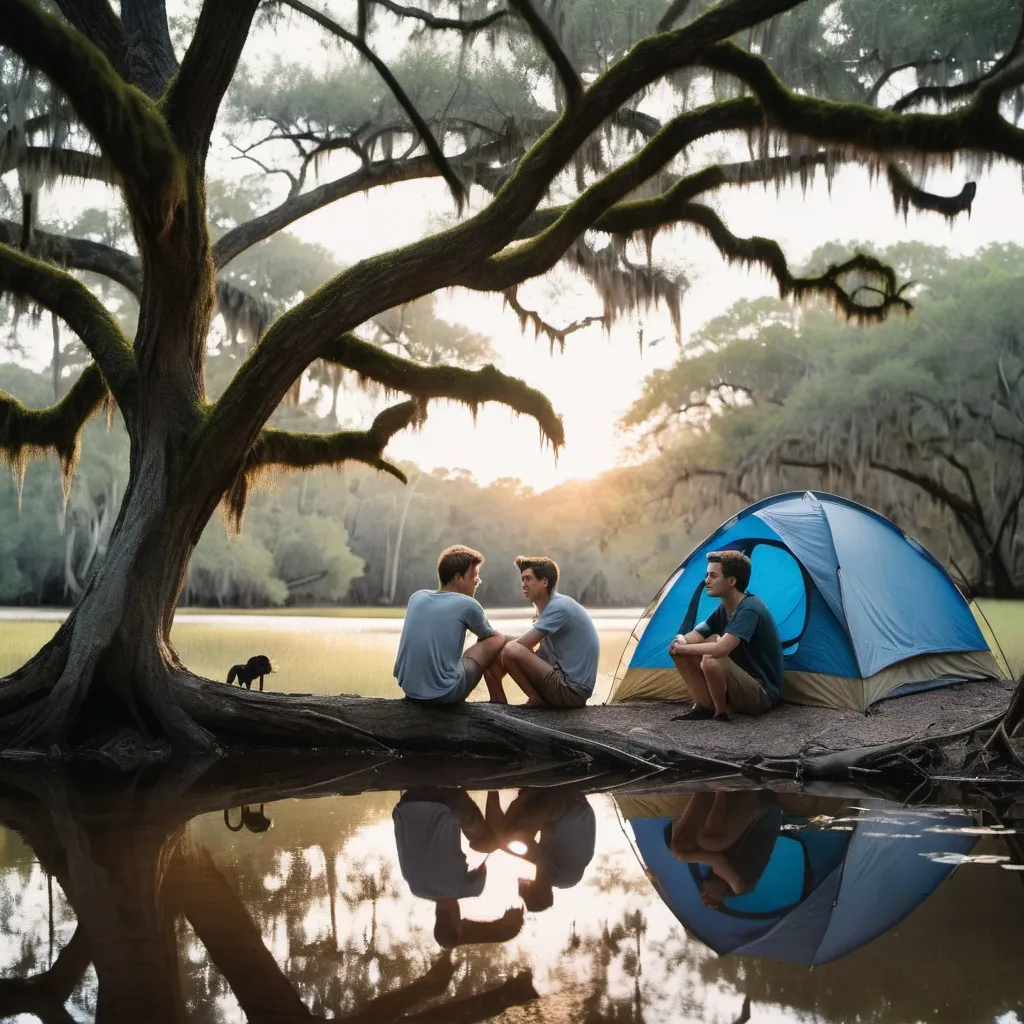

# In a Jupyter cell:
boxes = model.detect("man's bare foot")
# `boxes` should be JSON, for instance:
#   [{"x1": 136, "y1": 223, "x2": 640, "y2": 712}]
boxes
[
  {"x1": 523, "y1": 699, "x2": 545, "y2": 708},
  {"x1": 485, "y1": 681, "x2": 508, "y2": 704}
]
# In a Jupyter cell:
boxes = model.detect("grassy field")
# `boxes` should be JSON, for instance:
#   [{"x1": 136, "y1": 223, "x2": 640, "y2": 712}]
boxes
[
  {"x1": 177, "y1": 605, "x2": 407, "y2": 618},
  {"x1": 974, "y1": 600, "x2": 1024, "y2": 679},
  {"x1": 0, "y1": 601, "x2": 1020, "y2": 699},
  {"x1": 0, "y1": 619, "x2": 632, "y2": 700}
]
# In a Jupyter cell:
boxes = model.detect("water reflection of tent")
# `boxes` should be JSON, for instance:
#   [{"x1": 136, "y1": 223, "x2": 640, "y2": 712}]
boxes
[{"x1": 621, "y1": 797, "x2": 977, "y2": 966}]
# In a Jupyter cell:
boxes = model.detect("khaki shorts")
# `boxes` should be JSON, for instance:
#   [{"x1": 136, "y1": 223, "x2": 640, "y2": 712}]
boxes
[
  {"x1": 534, "y1": 666, "x2": 589, "y2": 708},
  {"x1": 721, "y1": 657, "x2": 773, "y2": 716}
]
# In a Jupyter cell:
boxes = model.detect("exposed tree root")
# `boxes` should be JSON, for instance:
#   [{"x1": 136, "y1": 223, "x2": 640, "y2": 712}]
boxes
[{"x1": 5, "y1": 647, "x2": 1023, "y2": 787}]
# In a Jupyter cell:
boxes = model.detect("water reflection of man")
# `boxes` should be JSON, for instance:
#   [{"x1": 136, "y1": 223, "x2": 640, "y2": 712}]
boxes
[
  {"x1": 666, "y1": 790, "x2": 782, "y2": 909},
  {"x1": 499, "y1": 789, "x2": 597, "y2": 912},
  {"x1": 392, "y1": 788, "x2": 524, "y2": 948}
]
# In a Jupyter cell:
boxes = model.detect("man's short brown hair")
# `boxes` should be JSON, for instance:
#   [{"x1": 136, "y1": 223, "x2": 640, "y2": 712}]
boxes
[
  {"x1": 707, "y1": 550, "x2": 752, "y2": 592},
  {"x1": 438, "y1": 545, "x2": 484, "y2": 586},
  {"x1": 515, "y1": 555, "x2": 559, "y2": 594}
]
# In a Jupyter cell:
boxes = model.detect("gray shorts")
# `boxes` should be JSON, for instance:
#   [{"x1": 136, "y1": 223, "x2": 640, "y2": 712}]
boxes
[
  {"x1": 533, "y1": 665, "x2": 589, "y2": 708},
  {"x1": 410, "y1": 656, "x2": 484, "y2": 705}
]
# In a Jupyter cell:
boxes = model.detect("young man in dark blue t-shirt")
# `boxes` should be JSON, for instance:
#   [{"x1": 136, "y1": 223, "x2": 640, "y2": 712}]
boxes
[{"x1": 668, "y1": 550, "x2": 784, "y2": 722}]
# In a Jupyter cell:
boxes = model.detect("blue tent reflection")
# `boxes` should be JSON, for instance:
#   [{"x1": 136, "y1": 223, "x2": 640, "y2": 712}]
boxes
[{"x1": 623, "y1": 792, "x2": 978, "y2": 966}]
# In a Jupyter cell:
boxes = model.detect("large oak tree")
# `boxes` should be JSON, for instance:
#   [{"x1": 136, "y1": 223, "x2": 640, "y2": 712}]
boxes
[{"x1": 3, "y1": 0, "x2": 1024, "y2": 755}]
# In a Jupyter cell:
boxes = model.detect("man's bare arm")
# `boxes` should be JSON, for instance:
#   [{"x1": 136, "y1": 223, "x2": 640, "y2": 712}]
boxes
[
  {"x1": 512, "y1": 626, "x2": 545, "y2": 649},
  {"x1": 668, "y1": 629, "x2": 711, "y2": 653},
  {"x1": 670, "y1": 633, "x2": 741, "y2": 658}
]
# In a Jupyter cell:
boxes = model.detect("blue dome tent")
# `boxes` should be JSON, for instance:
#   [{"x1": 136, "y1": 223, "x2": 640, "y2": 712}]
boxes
[
  {"x1": 623, "y1": 798, "x2": 977, "y2": 966},
  {"x1": 608, "y1": 491, "x2": 1001, "y2": 710}
]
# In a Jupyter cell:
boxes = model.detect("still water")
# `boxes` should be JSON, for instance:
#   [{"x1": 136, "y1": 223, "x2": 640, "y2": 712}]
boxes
[{"x1": 0, "y1": 776, "x2": 1022, "y2": 1024}]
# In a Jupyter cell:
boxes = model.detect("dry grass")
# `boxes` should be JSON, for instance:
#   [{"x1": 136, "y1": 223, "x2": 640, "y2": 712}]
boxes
[
  {"x1": 974, "y1": 600, "x2": 1024, "y2": 679},
  {"x1": 0, "y1": 621, "x2": 633, "y2": 701},
  {"x1": 0, "y1": 603, "x2": 1018, "y2": 700},
  {"x1": 0, "y1": 622, "x2": 60, "y2": 675},
  {"x1": 176, "y1": 625, "x2": 633, "y2": 701},
  {"x1": 174, "y1": 624, "x2": 401, "y2": 698},
  {"x1": 178, "y1": 605, "x2": 407, "y2": 618}
]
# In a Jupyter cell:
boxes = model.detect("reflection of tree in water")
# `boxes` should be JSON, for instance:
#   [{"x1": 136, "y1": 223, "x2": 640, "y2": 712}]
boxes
[
  {"x1": 585, "y1": 852, "x2": 652, "y2": 897},
  {"x1": 184, "y1": 825, "x2": 532, "y2": 1020},
  {"x1": 0, "y1": 766, "x2": 541, "y2": 1024},
  {"x1": 544, "y1": 906, "x2": 744, "y2": 1024},
  {"x1": 561, "y1": 907, "x2": 649, "y2": 1024},
  {"x1": 0, "y1": 835, "x2": 97, "y2": 1022}
]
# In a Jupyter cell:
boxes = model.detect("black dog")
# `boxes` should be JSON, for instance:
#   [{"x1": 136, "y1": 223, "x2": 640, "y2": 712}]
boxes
[{"x1": 226, "y1": 654, "x2": 273, "y2": 691}]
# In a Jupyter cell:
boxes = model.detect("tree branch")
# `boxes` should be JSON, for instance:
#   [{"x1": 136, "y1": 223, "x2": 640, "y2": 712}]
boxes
[
  {"x1": 163, "y1": 0, "x2": 260, "y2": 158},
  {"x1": 0, "y1": 363, "x2": 107, "y2": 476},
  {"x1": 0, "y1": 243, "x2": 137, "y2": 406},
  {"x1": 868, "y1": 457, "x2": 980, "y2": 521},
  {"x1": 371, "y1": 0, "x2": 507, "y2": 33},
  {"x1": 887, "y1": 163, "x2": 977, "y2": 219},
  {"x1": 700, "y1": 40, "x2": 1024, "y2": 162},
  {"x1": 866, "y1": 58, "x2": 947, "y2": 107},
  {"x1": 51, "y1": 0, "x2": 127, "y2": 76},
  {"x1": 509, "y1": 0, "x2": 582, "y2": 107},
  {"x1": 213, "y1": 141, "x2": 507, "y2": 269},
  {"x1": 503, "y1": 288, "x2": 604, "y2": 351},
  {"x1": 941, "y1": 448, "x2": 990, "y2": 531},
  {"x1": 0, "y1": 146, "x2": 116, "y2": 184},
  {"x1": 318, "y1": 334, "x2": 564, "y2": 447},
  {"x1": 247, "y1": 401, "x2": 420, "y2": 478},
  {"x1": 504, "y1": 146, "x2": 833, "y2": 249},
  {"x1": 892, "y1": 10, "x2": 1024, "y2": 113},
  {"x1": 674, "y1": 203, "x2": 912, "y2": 320},
  {"x1": 120, "y1": 0, "x2": 179, "y2": 97},
  {"x1": 224, "y1": 401, "x2": 418, "y2": 527},
  {"x1": 0, "y1": 924, "x2": 91, "y2": 1022},
  {"x1": 658, "y1": 0, "x2": 694, "y2": 32},
  {"x1": 0, "y1": 221, "x2": 142, "y2": 297},
  {"x1": 613, "y1": 107, "x2": 664, "y2": 137},
  {"x1": 1, "y1": 0, "x2": 184, "y2": 229},
  {"x1": 277, "y1": 0, "x2": 466, "y2": 209}
]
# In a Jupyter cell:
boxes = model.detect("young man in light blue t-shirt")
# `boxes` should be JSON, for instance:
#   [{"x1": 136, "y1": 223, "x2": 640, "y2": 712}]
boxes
[
  {"x1": 494, "y1": 555, "x2": 599, "y2": 708},
  {"x1": 394, "y1": 545, "x2": 507, "y2": 703}
]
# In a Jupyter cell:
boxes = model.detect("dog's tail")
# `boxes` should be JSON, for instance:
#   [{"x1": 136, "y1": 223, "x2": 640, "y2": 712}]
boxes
[{"x1": 226, "y1": 664, "x2": 241, "y2": 686}]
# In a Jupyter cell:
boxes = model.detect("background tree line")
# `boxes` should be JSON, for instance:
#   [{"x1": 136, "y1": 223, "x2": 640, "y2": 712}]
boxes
[
  {"x1": 4, "y1": 240, "x2": 1024, "y2": 606},
  {"x1": 0, "y1": 377, "x2": 671, "y2": 607},
  {"x1": 626, "y1": 240, "x2": 1024, "y2": 598}
]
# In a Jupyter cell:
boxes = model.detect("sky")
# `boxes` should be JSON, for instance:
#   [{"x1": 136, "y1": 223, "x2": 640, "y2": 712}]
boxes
[{"x1": 288, "y1": 157, "x2": 1024, "y2": 489}]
